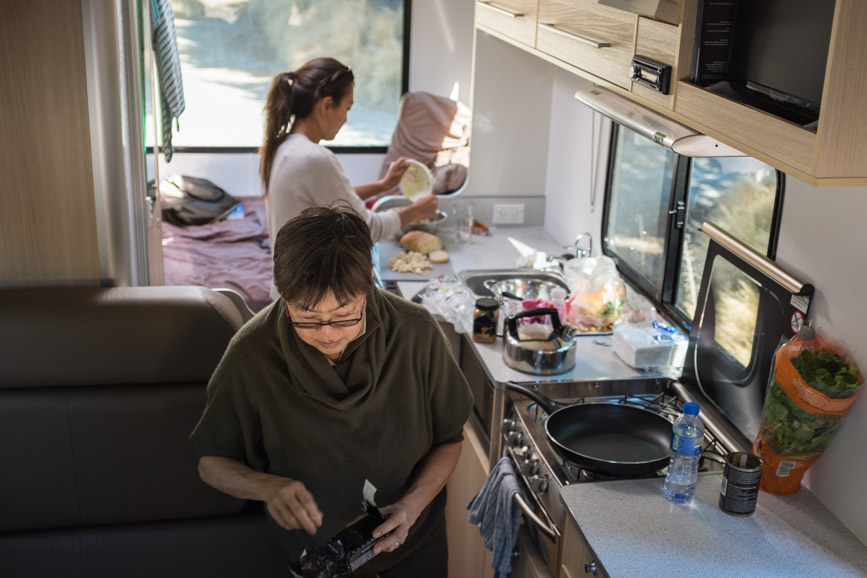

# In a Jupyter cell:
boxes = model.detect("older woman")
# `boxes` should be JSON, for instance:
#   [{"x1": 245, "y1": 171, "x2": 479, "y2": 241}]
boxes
[{"x1": 191, "y1": 204, "x2": 472, "y2": 577}]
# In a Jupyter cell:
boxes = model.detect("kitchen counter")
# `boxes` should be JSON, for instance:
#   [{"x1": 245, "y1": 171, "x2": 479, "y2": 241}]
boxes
[
  {"x1": 377, "y1": 227, "x2": 675, "y2": 385},
  {"x1": 561, "y1": 474, "x2": 867, "y2": 577}
]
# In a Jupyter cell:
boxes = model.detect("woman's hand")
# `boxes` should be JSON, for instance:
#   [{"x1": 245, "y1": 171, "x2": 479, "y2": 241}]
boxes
[
  {"x1": 397, "y1": 195, "x2": 439, "y2": 228},
  {"x1": 371, "y1": 500, "x2": 422, "y2": 555},
  {"x1": 380, "y1": 157, "x2": 410, "y2": 190},
  {"x1": 265, "y1": 478, "x2": 324, "y2": 535}
]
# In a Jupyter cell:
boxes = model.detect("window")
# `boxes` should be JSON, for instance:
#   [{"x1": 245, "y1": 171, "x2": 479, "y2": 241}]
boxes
[
  {"x1": 603, "y1": 124, "x2": 783, "y2": 340},
  {"x1": 148, "y1": 0, "x2": 409, "y2": 150}
]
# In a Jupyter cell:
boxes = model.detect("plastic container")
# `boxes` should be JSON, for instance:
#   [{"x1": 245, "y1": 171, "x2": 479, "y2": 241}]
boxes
[
  {"x1": 613, "y1": 319, "x2": 688, "y2": 370},
  {"x1": 550, "y1": 287, "x2": 567, "y2": 326},
  {"x1": 663, "y1": 402, "x2": 705, "y2": 504},
  {"x1": 472, "y1": 298, "x2": 499, "y2": 343}
]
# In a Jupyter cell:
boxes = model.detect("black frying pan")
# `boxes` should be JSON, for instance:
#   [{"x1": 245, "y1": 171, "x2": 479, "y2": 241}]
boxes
[{"x1": 506, "y1": 383, "x2": 673, "y2": 476}]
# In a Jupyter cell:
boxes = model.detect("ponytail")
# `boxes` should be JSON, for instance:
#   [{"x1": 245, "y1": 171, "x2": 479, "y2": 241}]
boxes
[
  {"x1": 259, "y1": 58, "x2": 354, "y2": 196},
  {"x1": 260, "y1": 71, "x2": 295, "y2": 195}
]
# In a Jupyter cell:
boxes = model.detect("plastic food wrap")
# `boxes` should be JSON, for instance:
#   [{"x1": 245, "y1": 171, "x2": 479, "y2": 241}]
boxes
[
  {"x1": 564, "y1": 256, "x2": 627, "y2": 332},
  {"x1": 753, "y1": 327, "x2": 863, "y2": 495}
]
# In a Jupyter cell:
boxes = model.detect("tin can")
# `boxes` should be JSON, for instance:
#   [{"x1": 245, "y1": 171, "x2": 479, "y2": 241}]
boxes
[{"x1": 719, "y1": 452, "x2": 763, "y2": 516}]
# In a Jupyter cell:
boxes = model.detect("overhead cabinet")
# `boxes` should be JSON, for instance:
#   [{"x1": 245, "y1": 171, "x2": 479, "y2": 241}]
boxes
[{"x1": 474, "y1": 0, "x2": 867, "y2": 186}]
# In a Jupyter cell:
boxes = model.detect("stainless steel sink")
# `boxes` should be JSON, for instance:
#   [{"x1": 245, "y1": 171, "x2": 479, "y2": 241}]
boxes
[{"x1": 458, "y1": 269, "x2": 571, "y2": 299}]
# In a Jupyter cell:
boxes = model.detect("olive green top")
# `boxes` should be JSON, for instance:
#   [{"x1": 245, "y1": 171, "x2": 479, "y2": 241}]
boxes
[{"x1": 191, "y1": 288, "x2": 473, "y2": 571}]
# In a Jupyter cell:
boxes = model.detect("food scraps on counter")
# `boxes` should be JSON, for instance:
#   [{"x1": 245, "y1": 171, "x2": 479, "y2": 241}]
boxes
[{"x1": 389, "y1": 251, "x2": 433, "y2": 275}]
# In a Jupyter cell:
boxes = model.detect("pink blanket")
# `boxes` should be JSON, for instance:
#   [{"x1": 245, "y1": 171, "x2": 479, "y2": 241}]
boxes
[{"x1": 161, "y1": 196, "x2": 273, "y2": 312}]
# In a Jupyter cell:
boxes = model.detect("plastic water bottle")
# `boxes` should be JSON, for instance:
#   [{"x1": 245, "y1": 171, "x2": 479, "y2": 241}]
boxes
[{"x1": 663, "y1": 402, "x2": 704, "y2": 504}]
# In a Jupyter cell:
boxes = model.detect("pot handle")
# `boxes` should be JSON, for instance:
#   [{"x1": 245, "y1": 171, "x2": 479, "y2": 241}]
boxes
[
  {"x1": 506, "y1": 307, "x2": 564, "y2": 339},
  {"x1": 504, "y1": 382, "x2": 561, "y2": 414}
]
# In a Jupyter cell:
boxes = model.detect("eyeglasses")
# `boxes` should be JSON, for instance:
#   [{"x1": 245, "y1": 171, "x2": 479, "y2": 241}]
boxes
[{"x1": 285, "y1": 297, "x2": 365, "y2": 330}]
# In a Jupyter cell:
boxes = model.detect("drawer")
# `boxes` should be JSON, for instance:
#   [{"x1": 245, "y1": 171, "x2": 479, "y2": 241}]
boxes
[
  {"x1": 537, "y1": 0, "x2": 637, "y2": 89},
  {"x1": 475, "y1": 0, "x2": 540, "y2": 48}
]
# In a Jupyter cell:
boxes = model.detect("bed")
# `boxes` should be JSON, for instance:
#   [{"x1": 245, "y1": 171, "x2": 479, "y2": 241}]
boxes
[{"x1": 161, "y1": 196, "x2": 274, "y2": 313}]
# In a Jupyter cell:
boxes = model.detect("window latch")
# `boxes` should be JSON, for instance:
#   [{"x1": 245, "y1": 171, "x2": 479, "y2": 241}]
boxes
[{"x1": 669, "y1": 200, "x2": 686, "y2": 228}]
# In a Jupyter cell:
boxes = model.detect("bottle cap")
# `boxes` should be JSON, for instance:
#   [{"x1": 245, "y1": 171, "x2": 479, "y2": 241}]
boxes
[
  {"x1": 475, "y1": 298, "x2": 499, "y2": 311},
  {"x1": 683, "y1": 402, "x2": 700, "y2": 415}
]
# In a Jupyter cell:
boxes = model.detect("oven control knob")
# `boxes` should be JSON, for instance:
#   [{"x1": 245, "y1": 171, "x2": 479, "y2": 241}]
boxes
[
  {"x1": 507, "y1": 431, "x2": 524, "y2": 447},
  {"x1": 521, "y1": 458, "x2": 539, "y2": 476},
  {"x1": 530, "y1": 474, "x2": 549, "y2": 494},
  {"x1": 502, "y1": 418, "x2": 515, "y2": 433}
]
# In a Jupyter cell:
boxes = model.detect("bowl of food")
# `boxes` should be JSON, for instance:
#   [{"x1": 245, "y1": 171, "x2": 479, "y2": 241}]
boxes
[
  {"x1": 401, "y1": 209, "x2": 448, "y2": 236},
  {"x1": 399, "y1": 159, "x2": 433, "y2": 201}
]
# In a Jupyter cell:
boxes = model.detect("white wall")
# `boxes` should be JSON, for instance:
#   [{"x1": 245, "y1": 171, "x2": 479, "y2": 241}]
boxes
[
  {"x1": 773, "y1": 179, "x2": 867, "y2": 543},
  {"x1": 538, "y1": 61, "x2": 867, "y2": 543}
]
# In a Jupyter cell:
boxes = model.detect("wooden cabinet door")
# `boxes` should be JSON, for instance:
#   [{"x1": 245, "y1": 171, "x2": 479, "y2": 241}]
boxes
[
  {"x1": 537, "y1": 0, "x2": 637, "y2": 89},
  {"x1": 476, "y1": 0, "x2": 540, "y2": 48},
  {"x1": 558, "y1": 517, "x2": 608, "y2": 578},
  {"x1": 446, "y1": 426, "x2": 495, "y2": 578}
]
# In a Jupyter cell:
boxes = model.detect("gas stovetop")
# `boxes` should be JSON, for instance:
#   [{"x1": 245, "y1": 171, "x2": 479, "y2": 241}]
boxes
[{"x1": 507, "y1": 387, "x2": 732, "y2": 488}]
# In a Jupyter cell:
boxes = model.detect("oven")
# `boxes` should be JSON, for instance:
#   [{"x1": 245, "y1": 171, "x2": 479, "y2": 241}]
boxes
[
  {"x1": 498, "y1": 222, "x2": 814, "y2": 575},
  {"x1": 502, "y1": 379, "x2": 740, "y2": 576}
]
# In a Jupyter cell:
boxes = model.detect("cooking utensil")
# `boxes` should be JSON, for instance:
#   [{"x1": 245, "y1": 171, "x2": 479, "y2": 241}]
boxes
[
  {"x1": 400, "y1": 209, "x2": 448, "y2": 236},
  {"x1": 399, "y1": 159, "x2": 432, "y2": 200},
  {"x1": 503, "y1": 308, "x2": 576, "y2": 375},
  {"x1": 505, "y1": 383, "x2": 673, "y2": 476}
]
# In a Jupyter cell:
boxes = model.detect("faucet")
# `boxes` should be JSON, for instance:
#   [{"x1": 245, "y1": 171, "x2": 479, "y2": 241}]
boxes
[{"x1": 566, "y1": 232, "x2": 593, "y2": 259}]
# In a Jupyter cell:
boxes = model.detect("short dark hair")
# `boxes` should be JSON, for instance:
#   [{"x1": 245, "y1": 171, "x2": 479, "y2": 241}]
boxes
[{"x1": 273, "y1": 203, "x2": 374, "y2": 309}]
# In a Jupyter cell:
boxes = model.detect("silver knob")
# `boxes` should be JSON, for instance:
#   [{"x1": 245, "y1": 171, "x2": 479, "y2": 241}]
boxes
[
  {"x1": 530, "y1": 474, "x2": 549, "y2": 493},
  {"x1": 585, "y1": 561, "x2": 599, "y2": 575},
  {"x1": 521, "y1": 458, "x2": 539, "y2": 476},
  {"x1": 502, "y1": 418, "x2": 515, "y2": 432},
  {"x1": 506, "y1": 431, "x2": 523, "y2": 447}
]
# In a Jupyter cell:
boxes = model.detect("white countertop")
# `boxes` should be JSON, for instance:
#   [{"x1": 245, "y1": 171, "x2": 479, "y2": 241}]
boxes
[
  {"x1": 561, "y1": 474, "x2": 867, "y2": 577},
  {"x1": 380, "y1": 226, "x2": 673, "y2": 385}
]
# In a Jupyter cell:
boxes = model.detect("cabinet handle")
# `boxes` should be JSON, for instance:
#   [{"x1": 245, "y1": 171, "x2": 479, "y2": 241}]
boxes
[
  {"x1": 477, "y1": 1, "x2": 524, "y2": 18},
  {"x1": 512, "y1": 492, "x2": 558, "y2": 541},
  {"x1": 539, "y1": 23, "x2": 611, "y2": 48}
]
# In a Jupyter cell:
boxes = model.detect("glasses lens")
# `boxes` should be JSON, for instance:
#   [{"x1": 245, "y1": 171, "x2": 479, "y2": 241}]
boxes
[{"x1": 331, "y1": 317, "x2": 362, "y2": 328}]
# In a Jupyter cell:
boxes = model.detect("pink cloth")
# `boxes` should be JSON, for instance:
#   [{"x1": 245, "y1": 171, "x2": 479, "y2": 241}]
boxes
[
  {"x1": 521, "y1": 299, "x2": 555, "y2": 324},
  {"x1": 161, "y1": 196, "x2": 272, "y2": 312}
]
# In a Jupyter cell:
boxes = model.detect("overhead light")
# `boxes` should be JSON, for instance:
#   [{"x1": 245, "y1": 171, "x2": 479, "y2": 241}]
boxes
[{"x1": 574, "y1": 86, "x2": 744, "y2": 157}]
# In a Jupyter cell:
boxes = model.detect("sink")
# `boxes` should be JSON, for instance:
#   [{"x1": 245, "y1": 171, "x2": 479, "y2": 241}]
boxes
[{"x1": 458, "y1": 269, "x2": 571, "y2": 299}]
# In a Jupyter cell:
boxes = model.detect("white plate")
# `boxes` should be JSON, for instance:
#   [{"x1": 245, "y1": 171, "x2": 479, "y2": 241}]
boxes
[{"x1": 399, "y1": 159, "x2": 433, "y2": 201}]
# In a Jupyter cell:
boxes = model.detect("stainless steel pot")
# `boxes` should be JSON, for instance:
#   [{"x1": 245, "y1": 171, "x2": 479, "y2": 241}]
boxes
[{"x1": 503, "y1": 308, "x2": 576, "y2": 375}]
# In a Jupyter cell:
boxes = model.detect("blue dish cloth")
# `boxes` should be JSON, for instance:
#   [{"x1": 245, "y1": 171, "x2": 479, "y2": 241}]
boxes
[{"x1": 467, "y1": 457, "x2": 523, "y2": 577}]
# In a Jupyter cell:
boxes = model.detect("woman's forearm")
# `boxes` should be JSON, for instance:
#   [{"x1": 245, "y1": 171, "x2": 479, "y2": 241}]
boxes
[
  {"x1": 355, "y1": 183, "x2": 383, "y2": 200},
  {"x1": 197, "y1": 455, "x2": 287, "y2": 503},
  {"x1": 399, "y1": 441, "x2": 462, "y2": 518}
]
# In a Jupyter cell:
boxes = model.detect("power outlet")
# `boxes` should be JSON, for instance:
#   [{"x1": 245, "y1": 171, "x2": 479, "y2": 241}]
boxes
[{"x1": 492, "y1": 203, "x2": 525, "y2": 224}]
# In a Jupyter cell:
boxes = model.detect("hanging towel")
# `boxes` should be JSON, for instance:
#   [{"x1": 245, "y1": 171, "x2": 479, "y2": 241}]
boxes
[
  {"x1": 467, "y1": 457, "x2": 523, "y2": 577},
  {"x1": 149, "y1": 0, "x2": 185, "y2": 162}
]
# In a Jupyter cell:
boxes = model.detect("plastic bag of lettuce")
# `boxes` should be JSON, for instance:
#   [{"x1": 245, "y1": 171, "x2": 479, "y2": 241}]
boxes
[{"x1": 753, "y1": 326, "x2": 863, "y2": 494}]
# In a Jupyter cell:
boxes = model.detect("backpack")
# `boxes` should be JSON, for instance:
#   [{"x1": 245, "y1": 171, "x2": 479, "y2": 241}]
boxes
[{"x1": 156, "y1": 175, "x2": 240, "y2": 226}]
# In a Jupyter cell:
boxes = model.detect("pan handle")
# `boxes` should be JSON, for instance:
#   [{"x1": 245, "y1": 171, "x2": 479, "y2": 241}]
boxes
[
  {"x1": 504, "y1": 382, "x2": 561, "y2": 414},
  {"x1": 513, "y1": 492, "x2": 558, "y2": 541}
]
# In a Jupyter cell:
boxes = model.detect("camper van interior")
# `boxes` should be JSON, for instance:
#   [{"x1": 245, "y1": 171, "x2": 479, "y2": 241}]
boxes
[{"x1": 3, "y1": 0, "x2": 867, "y2": 576}]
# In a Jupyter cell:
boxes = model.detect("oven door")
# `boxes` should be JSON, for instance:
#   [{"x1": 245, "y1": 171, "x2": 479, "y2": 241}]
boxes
[{"x1": 511, "y1": 525, "x2": 556, "y2": 578}]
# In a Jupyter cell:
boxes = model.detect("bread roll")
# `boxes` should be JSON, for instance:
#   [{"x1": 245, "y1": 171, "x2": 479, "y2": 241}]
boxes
[
  {"x1": 399, "y1": 231, "x2": 442, "y2": 254},
  {"x1": 428, "y1": 250, "x2": 449, "y2": 264}
]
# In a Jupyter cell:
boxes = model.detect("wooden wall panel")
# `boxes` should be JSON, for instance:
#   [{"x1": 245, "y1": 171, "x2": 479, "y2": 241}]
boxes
[{"x1": 0, "y1": 0, "x2": 99, "y2": 286}]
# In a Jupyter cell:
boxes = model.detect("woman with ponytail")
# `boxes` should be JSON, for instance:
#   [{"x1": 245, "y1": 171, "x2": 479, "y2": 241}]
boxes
[{"x1": 260, "y1": 58, "x2": 438, "y2": 296}]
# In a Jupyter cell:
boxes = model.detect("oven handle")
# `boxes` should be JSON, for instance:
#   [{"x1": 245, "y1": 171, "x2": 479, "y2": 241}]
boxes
[{"x1": 513, "y1": 492, "x2": 558, "y2": 541}]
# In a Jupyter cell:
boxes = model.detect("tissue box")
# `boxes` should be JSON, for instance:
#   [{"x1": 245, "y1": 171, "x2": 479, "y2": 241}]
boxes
[{"x1": 613, "y1": 320, "x2": 687, "y2": 370}]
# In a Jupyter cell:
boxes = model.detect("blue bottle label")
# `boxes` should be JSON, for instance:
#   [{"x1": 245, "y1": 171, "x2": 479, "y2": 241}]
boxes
[{"x1": 671, "y1": 433, "x2": 703, "y2": 456}]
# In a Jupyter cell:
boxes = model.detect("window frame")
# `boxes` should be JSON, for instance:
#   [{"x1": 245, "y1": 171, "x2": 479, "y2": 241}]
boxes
[
  {"x1": 148, "y1": 0, "x2": 413, "y2": 155},
  {"x1": 600, "y1": 124, "x2": 786, "y2": 332}
]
